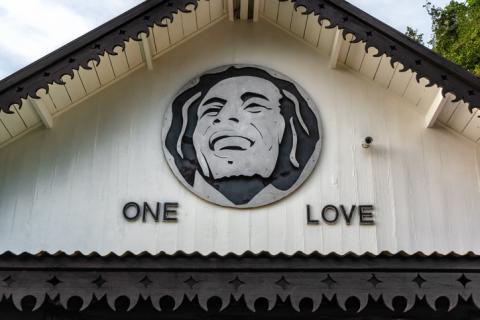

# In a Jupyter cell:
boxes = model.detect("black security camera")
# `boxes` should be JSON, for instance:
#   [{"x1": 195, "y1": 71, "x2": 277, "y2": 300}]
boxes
[{"x1": 362, "y1": 136, "x2": 373, "y2": 148}]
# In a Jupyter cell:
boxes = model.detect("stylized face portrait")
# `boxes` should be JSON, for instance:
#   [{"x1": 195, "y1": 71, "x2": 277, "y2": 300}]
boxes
[{"x1": 163, "y1": 65, "x2": 322, "y2": 208}]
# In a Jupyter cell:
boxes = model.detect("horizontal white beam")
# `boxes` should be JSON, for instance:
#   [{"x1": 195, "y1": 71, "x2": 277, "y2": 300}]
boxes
[
  {"x1": 329, "y1": 29, "x2": 343, "y2": 69},
  {"x1": 425, "y1": 89, "x2": 449, "y2": 128},
  {"x1": 29, "y1": 98, "x2": 53, "y2": 129},
  {"x1": 140, "y1": 33, "x2": 154, "y2": 71}
]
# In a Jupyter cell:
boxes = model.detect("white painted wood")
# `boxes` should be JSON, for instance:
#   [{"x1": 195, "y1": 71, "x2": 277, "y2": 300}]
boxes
[
  {"x1": 447, "y1": 101, "x2": 476, "y2": 132},
  {"x1": 374, "y1": 56, "x2": 396, "y2": 88},
  {"x1": 209, "y1": 0, "x2": 224, "y2": 21},
  {"x1": 338, "y1": 33, "x2": 352, "y2": 65},
  {"x1": 359, "y1": 47, "x2": 381, "y2": 79},
  {"x1": 95, "y1": 53, "x2": 116, "y2": 85},
  {"x1": 290, "y1": 5, "x2": 308, "y2": 37},
  {"x1": 227, "y1": 0, "x2": 234, "y2": 21},
  {"x1": 109, "y1": 46, "x2": 130, "y2": 77},
  {"x1": 140, "y1": 33, "x2": 154, "y2": 71},
  {"x1": 29, "y1": 97, "x2": 53, "y2": 129},
  {"x1": 78, "y1": 61, "x2": 101, "y2": 94},
  {"x1": 417, "y1": 83, "x2": 440, "y2": 114},
  {"x1": 462, "y1": 110, "x2": 480, "y2": 141},
  {"x1": 0, "y1": 20, "x2": 479, "y2": 256},
  {"x1": 63, "y1": 70, "x2": 87, "y2": 103},
  {"x1": 317, "y1": 21, "x2": 337, "y2": 53},
  {"x1": 403, "y1": 75, "x2": 427, "y2": 106},
  {"x1": 253, "y1": 0, "x2": 260, "y2": 22},
  {"x1": 329, "y1": 29, "x2": 343, "y2": 69},
  {"x1": 388, "y1": 64, "x2": 413, "y2": 96},
  {"x1": 181, "y1": 4, "x2": 198, "y2": 36},
  {"x1": 438, "y1": 99, "x2": 460, "y2": 124},
  {"x1": 263, "y1": 0, "x2": 279, "y2": 21},
  {"x1": 48, "y1": 83, "x2": 71, "y2": 111},
  {"x1": 196, "y1": 0, "x2": 211, "y2": 28},
  {"x1": 277, "y1": 0, "x2": 294, "y2": 29},
  {"x1": 0, "y1": 106, "x2": 26, "y2": 136},
  {"x1": 124, "y1": 39, "x2": 143, "y2": 68},
  {"x1": 35, "y1": 88, "x2": 56, "y2": 114},
  {"x1": 152, "y1": 24, "x2": 171, "y2": 53},
  {"x1": 240, "y1": 0, "x2": 249, "y2": 20},
  {"x1": 16, "y1": 99, "x2": 40, "y2": 128},
  {"x1": 167, "y1": 15, "x2": 184, "y2": 44},
  {"x1": 425, "y1": 89, "x2": 448, "y2": 128},
  {"x1": 0, "y1": 119, "x2": 11, "y2": 144},
  {"x1": 345, "y1": 41, "x2": 366, "y2": 71},
  {"x1": 303, "y1": 14, "x2": 321, "y2": 46}
]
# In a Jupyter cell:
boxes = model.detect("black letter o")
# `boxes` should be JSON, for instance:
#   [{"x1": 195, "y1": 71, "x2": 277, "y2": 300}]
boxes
[{"x1": 123, "y1": 202, "x2": 140, "y2": 221}]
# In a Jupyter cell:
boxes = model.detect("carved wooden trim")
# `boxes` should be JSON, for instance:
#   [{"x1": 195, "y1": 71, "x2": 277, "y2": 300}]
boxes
[{"x1": 1, "y1": 252, "x2": 480, "y2": 313}]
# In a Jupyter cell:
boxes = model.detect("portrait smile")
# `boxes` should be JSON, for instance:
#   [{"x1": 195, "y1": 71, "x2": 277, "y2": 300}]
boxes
[{"x1": 163, "y1": 65, "x2": 322, "y2": 208}]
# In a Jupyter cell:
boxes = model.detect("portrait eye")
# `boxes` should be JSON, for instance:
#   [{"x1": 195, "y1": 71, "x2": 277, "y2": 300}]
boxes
[
  {"x1": 200, "y1": 105, "x2": 222, "y2": 117},
  {"x1": 244, "y1": 103, "x2": 271, "y2": 113}
]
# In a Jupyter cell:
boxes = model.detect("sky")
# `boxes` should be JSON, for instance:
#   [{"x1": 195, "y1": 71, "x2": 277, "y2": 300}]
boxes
[{"x1": 0, "y1": 0, "x2": 451, "y2": 80}]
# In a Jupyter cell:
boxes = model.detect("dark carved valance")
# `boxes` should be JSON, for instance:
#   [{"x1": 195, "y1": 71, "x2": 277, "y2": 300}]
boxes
[
  {"x1": 1, "y1": 251, "x2": 480, "y2": 314},
  {"x1": 0, "y1": 0, "x2": 479, "y2": 115}
]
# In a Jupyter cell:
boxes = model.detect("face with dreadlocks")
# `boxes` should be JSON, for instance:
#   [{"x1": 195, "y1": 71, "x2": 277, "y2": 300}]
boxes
[{"x1": 192, "y1": 76, "x2": 286, "y2": 180}]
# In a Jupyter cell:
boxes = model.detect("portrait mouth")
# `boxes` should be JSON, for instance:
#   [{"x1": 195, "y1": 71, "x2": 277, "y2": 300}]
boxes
[{"x1": 209, "y1": 133, "x2": 255, "y2": 151}]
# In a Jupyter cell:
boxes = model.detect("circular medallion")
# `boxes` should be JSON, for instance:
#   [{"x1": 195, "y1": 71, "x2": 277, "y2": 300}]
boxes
[{"x1": 162, "y1": 65, "x2": 322, "y2": 208}]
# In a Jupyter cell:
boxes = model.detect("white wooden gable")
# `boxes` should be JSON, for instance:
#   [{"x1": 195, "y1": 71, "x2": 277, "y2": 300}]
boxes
[{"x1": 0, "y1": 0, "x2": 479, "y2": 256}]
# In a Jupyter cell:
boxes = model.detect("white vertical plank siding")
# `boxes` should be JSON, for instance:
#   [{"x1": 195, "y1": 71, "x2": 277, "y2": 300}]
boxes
[
  {"x1": 447, "y1": 102, "x2": 476, "y2": 132},
  {"x1": 209, "y1": 0, "x2": 224, "y2": 20},
  {"x1": 277, "y1": 0, "x2": 294, "y2": 29},
  {"x1": 16, "y1": 100, "x2": 40, "y2": 128},
  {"x1": 153, "y1": 24, "x2": 171, "y2": 53},
  {"x1": 403, "y1": 76, "x2": 427, "y2": 106},
  {"x1": 167, "y1": 16, "x2": 184, "y2": 44},
  {"x1": 196, "y1": 0, "x2": 211, "y2": 28},
  {"x1": 359, "y1": 47, "x2": 381, "y2": 79},
  {"x1": 0, "y1": 120, "x2": 11, "y2": 144},
  {"x1": 438, "y1": 99, "x2": 460, "y2": 123},
  {"x1": 0, "y1": 108, "x2": 26, "y2": 136},
  {"x1": 47, "y1": 83, "x2": 71, "y2": 111},
  {"x1": 290, "y1": 6, "x2": 308, "y2": 37},
  {"x1": 345, "y1": 41, "x2": 366, "y2": 71},
  {"x1": 417, "y1": 84, "x2": 440, "y2": 114},
  {"x1": 63, "y1": 70, "x2": 87, "y2": 103},
  {"x1": 109, "y1": 46, "x2": 130, "y2": 77},
  {"x1": 304, "y1": 14, "x2": 321, "y2": 46},
  {"x1": 95, "y1": 54, "x2": 116, "y2": 85},
  {"x1": 78, "y1": 61, "x2": 101, "y2": 94},
  {"x1": 124, "y1": 39, "x2": 143, "y2": 68},
  {"x1": 462, "y1": 110, "x2": 480, "y2": 141},
  {"x1": 0, "y1": 20, "x2": 479, "y2": 255},
  {"x1": 35, "y1": 89, "x2": 56, "y2": 114},
  {"x1": 317, "y1": 22, "x2": 337, "y2": 53},
  {"x1": 388, "y1": 65, "x2": 413, "y2": 96},
  {"x1": 264, "y1": 0, "x2": 280, "y2": 21},
  {"x1": 374, "y1": 57, "x2": 396, "y2": 87},
  {"x1": 181, "y1": 4, "x2": 198, "y2": 36},
  {"x1": 338, "y1": 34, "x2": 352, "y2": 64}
]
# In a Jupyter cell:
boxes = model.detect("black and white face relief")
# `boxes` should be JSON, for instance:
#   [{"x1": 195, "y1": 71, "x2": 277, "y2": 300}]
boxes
[
  {"x1": 163, "y1": 65, "x2": 322, "y2": 208},
  {"x1": 193, "y1": 76, "x2": 286, "y2": 180}
]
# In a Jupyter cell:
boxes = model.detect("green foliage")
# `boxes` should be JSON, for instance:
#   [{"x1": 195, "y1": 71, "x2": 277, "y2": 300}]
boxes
[
  {"x1": 424, "y1": 0, "x2": 480, "y2": 77},
  {"x1": 405, "y1": 26, "x2": 425, "y2": 45}
]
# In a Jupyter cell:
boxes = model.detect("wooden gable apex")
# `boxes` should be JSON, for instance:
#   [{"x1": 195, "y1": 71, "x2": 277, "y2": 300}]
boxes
[{"x1": 0, "y1": 0, "x2": 479, "y2": 147}]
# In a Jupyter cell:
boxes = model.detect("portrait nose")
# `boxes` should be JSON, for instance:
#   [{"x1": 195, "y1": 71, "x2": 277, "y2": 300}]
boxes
[{"x1": 212, "y1": 117, "x2": 240, "y2": 124}]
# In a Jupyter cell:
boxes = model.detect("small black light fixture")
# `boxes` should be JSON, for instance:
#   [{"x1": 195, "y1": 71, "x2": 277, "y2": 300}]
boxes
[{"x1": 362, "y1": 136, "x2": 373, "y2": 149}]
